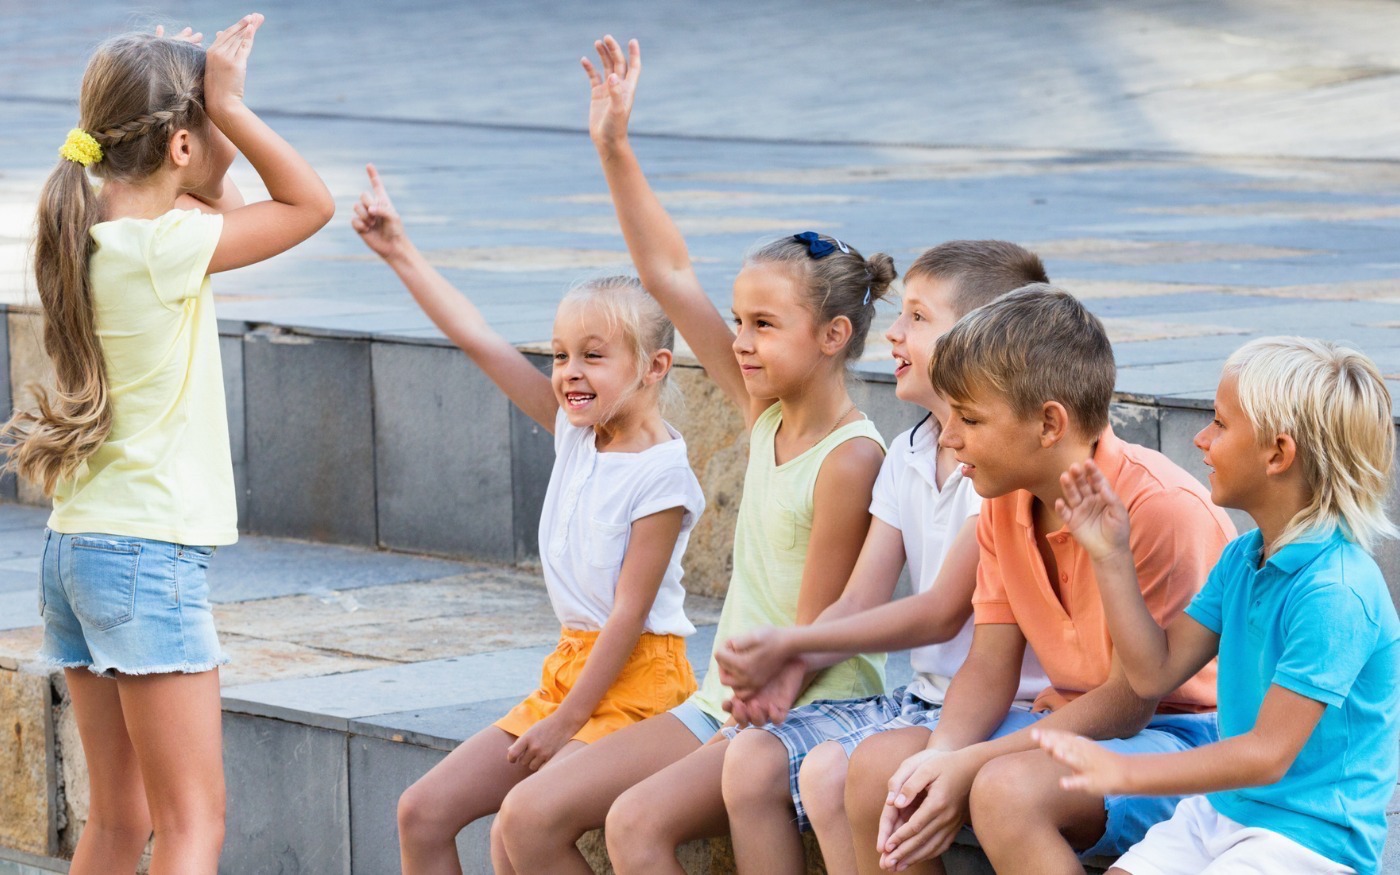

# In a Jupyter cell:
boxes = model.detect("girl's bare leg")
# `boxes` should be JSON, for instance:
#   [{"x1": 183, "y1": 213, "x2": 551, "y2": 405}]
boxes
[
  {"x1": 399, "y1": 726, "x2": 547, "y2": 875},
  {"x1": 798, "y1": 740, "x2": 859, "y2": 875},
  {"x1": 115, "y1": 670, "x2": 225, "y2": 875},
  {"x1": 66, "y1": 669, "x2": 153, "y2": 875},
  {"x1": 722, "y1": 728, "x2": 805, "y2": 875},
  {"x1": 496, "y1": 712, "x2": 702, "y2": 875},
  {"x1": 606, "y1": 737, "x2": 731, "y2": 875}
]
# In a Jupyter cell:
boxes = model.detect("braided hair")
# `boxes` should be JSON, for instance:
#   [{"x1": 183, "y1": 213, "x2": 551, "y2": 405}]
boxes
[{"x1": 3, "y1": 33, "x2": 208, "y2": 493}]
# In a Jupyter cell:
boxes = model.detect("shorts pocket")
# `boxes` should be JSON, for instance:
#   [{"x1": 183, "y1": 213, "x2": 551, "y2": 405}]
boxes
[
  {"x1": 69, "y1": 536, "x2": 142, "y2": 631},
  {"x1": 586, "y1": 519, "x2": 630, "y2": 570},
  {"x1": 38, "y1": 530, "x2": 53, "y2": 617}
]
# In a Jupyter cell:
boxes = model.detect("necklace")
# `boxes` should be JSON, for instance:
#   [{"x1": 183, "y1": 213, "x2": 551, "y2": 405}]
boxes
[{"x1": 825, "y1": 403, "x2": 857, "y2": 440}]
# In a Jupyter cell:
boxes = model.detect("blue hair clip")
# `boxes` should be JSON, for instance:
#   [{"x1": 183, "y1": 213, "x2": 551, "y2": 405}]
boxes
[{"x1": 793, "y1": 231, "x2": 836, "y2": 259}]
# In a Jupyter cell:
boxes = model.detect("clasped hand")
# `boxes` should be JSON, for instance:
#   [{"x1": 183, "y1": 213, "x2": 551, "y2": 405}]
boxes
[{"x1": 876, "y1": 748, "x2": 977, "y2": 871}]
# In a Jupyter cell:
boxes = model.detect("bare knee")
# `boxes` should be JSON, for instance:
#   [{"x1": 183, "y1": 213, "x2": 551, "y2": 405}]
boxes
[
  {"x1": 398, "y1": 779, "x2": 451, "y2": 847},
  {"x1": 845, "y1": 730, "x2": 916, "y2": 821},
  {"x1": 969, "y1": 751, "x2": 1074, "y2": 847},
  {"x1": 84, "y1": 807, "x2": 155, "y2": 856},
  {"x1": 797, "y1": 740, "x2": 850, "y2": 828},
  {"x1": 721, "y1": 728, "x2": 792, "y2": 812},
  {"x1": 606, "y1": 786, "x2": 671, "y2": 870},
  {"x1": 498, "y1": 779, "x2": 581, "y2": 864}
]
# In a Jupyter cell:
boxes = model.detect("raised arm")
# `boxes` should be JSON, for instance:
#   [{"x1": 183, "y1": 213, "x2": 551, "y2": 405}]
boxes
[
  {"x1": 584, "y1": 37, "x2": 759, "y2": 422},
  {"x1": 1057, "y1": 461, "x2": 1220, "y2": 697},
  {"x1": 202, "y1": 15, "x2": 335, "y2": 274},
  {"x1": 352, "y1": 164, "x2": 557, "y2": 430}
]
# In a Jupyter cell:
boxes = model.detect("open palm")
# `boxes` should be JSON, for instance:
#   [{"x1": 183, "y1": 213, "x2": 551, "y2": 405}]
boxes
[
  {"x1": 582, "y1": 35, "x2": 641, "y2": 145},
  {"x1": 1056, "y1": 461, "x2": 1131, "y2": 560}
]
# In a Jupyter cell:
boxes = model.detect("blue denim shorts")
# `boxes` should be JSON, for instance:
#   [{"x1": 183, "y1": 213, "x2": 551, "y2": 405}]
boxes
[{"x1": 39, "y1": 529, "x2": 229, "y2": 677}]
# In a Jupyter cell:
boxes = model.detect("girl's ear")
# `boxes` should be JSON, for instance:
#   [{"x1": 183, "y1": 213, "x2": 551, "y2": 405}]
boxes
[
  {"x1": 643, "y1": 348, "x2": 673, "y2": 385},
  {"x1": 820, "y1": 315, "x2": 853, "y2": 357},
  {"x1": 168, "y1": 128, "x2": 195, "y2": 168},
  {"x1": 1038, "y1": 400, "x2": 1070, "y2": 448}
]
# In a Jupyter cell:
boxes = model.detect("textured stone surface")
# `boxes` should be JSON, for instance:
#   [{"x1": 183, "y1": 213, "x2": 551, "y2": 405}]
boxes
[
  {"x1": 222, "y1": 713, "x2": 350, "y2": 875},
  {"x1": 372, "y1": 342, "x2": 516, "y2": 562},
  {"x1": 219, "y1": 332, "x2": 248, "y2": 526},
  {"x1": 510, "y1": 353, "x2": 555, "y2": 562},
  {"x1": 243, "y1": 329, "x2": 376, "y2": 545},
  {"x1": 0, "y1": 668, "x2": 52, "y2": 856}
]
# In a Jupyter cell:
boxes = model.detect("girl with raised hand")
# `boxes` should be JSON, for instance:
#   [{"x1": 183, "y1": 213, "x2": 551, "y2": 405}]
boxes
[
  {"x1": 352, "y1": 163, "x2": 706, "y2": 875},
  {"x1": 4, "y1": 16, "x2": 333, "y2": 874},
  {"x1": 491, "y1": 35, "x2": 893, "y2": 875}
]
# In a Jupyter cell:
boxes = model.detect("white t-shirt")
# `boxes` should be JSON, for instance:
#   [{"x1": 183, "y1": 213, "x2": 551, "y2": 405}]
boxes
[
  {"x1": 538, "y1": 409, "x2": 706, "y2": 637},
  {"x1": 872, "y1": 417, "x2": 1048, "y2": 705}
]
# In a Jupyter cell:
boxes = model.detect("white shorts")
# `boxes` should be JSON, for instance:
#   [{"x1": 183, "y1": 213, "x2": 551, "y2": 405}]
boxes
[{"x1": 1115, "y1": 795, "x2": 1355, "y2": 875}]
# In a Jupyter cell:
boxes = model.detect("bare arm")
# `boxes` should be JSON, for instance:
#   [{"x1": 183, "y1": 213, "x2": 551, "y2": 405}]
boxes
[
  {"x1": 1037, "y1": 685, "x2": 1325, "y2": 797},
  {"x1": 584, "y1": 37, "x2": 764, "y2": 424},
  {"x1": 506, "y1": 507, "x2": 686, "y2": 770},
  {"x1": 352, "y1": 165, "x2": 557, "y2": 430},
  {"x1": 1058, "y1": 461, "x2": 1221, "y2": 697},
  {"x1": 201, "y1": 15, "x2": 334, "y2": 274},
  {"x1": 718, "y1": 514, "x2": 977, "y2": 691}
]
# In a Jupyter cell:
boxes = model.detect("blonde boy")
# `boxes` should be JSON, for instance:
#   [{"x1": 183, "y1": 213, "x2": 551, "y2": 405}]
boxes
[
  {"x1": 1039, "y1": 337, "x2": 1400, "y2": 875},
  {"x1": 845, "y1": 286, "x2": 1236, "y2": 874},
  {"x1": 714, "y1": 241, "x2": 1051, "y2": 875}
]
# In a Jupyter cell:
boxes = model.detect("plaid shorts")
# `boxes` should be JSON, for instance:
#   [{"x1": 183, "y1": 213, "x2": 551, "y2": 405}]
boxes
[{"x1": 722, "y1": 685, "x2": 939, "y2": 832}]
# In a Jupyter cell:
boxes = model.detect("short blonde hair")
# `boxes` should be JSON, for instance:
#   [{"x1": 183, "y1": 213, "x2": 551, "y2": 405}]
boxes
[
  {"x1": 929, "y1": 284, "x2": 1115, "y2": 437},
  {"x1": 1225, "y1": 337, "x2": 1397, "y2": 552},
  {"x1": 559, "y1": 276, "x2": 680, "y2": 413}
]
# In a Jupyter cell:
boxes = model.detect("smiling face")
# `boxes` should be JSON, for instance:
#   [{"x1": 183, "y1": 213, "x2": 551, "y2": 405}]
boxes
[
  {"x1": 939, "y1": 384, "x2": 1047, "y2": 498},
  {"x1": 887, "y1": 274, "x2": 959, "y2": 406},
  {"x1": 1193, "y1": 372, "x2": 1269, "y2": 512},
  {"x1": 730, "y1": 261, "x2": 831, "y2": 399},
  {"x1": 551, "y1": 299, "x2": 645, "y2": 430}
]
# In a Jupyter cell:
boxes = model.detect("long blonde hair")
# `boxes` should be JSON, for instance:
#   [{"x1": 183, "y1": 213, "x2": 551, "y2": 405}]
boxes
[
  {"x1": 1225, "y1": 336, "x2": 1398, "y2": 553},
  {"x1": 3, "y1": 34, "x2": 207, "y2": 494}
]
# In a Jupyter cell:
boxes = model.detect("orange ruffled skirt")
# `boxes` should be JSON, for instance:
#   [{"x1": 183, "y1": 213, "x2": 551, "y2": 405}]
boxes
[{"x1": 494, "y1": 627, "x2": 696, "y2": 744}]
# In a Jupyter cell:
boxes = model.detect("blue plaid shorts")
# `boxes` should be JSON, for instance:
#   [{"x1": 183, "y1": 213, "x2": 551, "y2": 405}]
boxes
[{"x1": 722, "y1": 685, "x2": 938, "y2": 832}]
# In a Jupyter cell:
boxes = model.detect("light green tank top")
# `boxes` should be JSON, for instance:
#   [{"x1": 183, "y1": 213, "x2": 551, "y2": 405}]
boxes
[{"x1": 691, "y1": 402, "x2": 887, "y2": 721}]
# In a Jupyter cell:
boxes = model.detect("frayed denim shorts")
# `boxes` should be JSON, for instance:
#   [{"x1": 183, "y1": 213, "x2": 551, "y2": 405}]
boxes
[{"x1": 39, "y1": 529, "x2": 229, "y2": 677}]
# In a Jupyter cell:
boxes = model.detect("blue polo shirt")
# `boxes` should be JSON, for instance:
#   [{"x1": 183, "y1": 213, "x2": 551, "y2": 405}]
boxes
[{"x1": 1185, "y1": 527, "x2": 1400, "y2": 874}]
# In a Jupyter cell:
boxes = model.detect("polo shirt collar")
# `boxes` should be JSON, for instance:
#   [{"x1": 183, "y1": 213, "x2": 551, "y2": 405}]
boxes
[
  {"x1": 1263, "y1": 526, "x2": 1343, "y2": 574},
  {"x1": 1014, "y1": 425, "x2": 1122, "y2": 530}
]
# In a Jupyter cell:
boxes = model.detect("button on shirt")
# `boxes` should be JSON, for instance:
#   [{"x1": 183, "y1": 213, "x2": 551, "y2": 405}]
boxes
[{"x1": 1186, "y1": 528, "x2": 1400, "y2": 875}]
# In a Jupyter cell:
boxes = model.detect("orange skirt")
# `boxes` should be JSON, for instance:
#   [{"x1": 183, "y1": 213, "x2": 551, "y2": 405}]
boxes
[{"x1": 494, "y1": 627, "x2": 697, "y2": 744}]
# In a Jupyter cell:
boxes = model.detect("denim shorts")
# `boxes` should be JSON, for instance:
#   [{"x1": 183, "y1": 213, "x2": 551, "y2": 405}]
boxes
[
  {"x1": 39, "y1": 529, "x2": 229, "y2": 677},
  {"x1": 669, "y1": 696, "x2": 725, "y2": 742}
]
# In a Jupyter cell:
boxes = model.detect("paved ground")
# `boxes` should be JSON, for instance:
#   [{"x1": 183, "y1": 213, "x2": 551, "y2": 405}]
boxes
[{"x1": 0, "y1": 0, "x2": 1397, "y2": 416}]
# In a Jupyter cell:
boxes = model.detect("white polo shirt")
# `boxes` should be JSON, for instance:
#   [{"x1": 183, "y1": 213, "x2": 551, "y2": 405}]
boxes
[{"x1": 872, "y1": 416, "x2": 1048, "y2": 705}]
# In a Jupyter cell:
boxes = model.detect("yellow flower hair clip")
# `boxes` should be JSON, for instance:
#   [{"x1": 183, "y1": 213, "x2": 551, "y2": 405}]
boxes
[{"x1": 59, "y1": 129, "x2": 103, "y2": 167}]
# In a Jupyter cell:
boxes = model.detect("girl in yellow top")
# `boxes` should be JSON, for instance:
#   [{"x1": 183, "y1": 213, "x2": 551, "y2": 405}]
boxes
[
  {"x1": 491, "y1": 36, "x2": 892, "y2": 875},
  {"x1": 4, "y1": 17, "x2": 333, "y2": 875}
]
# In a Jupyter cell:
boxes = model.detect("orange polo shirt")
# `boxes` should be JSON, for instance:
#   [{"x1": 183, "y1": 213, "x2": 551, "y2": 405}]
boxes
[{"x1": 972, "y1": 428, "x2": 1233, "y2": 713}]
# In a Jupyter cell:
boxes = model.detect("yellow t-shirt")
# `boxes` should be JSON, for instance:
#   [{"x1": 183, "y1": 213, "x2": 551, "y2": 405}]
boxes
[
  {"x1": 48, "y1": 208, "x2": 237, "y2": 546},
  {"x1": 690, "y1": 403, "x2": 888, "y2": 721}
]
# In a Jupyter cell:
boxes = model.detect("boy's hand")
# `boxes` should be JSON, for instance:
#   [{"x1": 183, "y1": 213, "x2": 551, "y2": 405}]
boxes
[
  {"x1": 156, "y1": 25, "x2": 205, "y2": 45},
  {"x1": 204, "y1": 14, "x2": 263, "y2": 119},
  {"x1": 877, "y1": 749, "x2": 977, "y2": 870},
  {"x1": 1055, "y1": 460, "x2": 1131, "y2": 562},
  {"x1": 506, "y1": 712, "x2": 578, "y2": 772},
  {"x1": 715, "y1": 625, "x2": 792, "y2": 692},
  {"x1": 724, "y1": 658, "x2": 805, "y2": 727},
  {"x1": 1032, "y1": 727, "x2": 1131, "y2": 796},
  {"x1": 582, "y1": 35, "x2": 640, "y2": 149},
  {"x1": 352, "y1": 164, "x2": 409, "y2": 260}
]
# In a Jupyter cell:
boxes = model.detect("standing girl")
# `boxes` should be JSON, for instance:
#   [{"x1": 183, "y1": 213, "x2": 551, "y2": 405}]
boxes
[
  {"x1": 491, "y1": 36, "x2": 894, "y2": 875},
  {"x1": 4, "y1": 16, "x2": 334, "y2": 875},
  {"x1": 351, "y1": 163, "x2": 706, "y2": 875}
]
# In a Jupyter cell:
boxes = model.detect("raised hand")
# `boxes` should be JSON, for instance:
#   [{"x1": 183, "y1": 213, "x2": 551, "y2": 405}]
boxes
[
  {"x1": 156, "y1": 24, "x2": 205, "y2": 45},
  {"x1": 1032, "y1": 728, "x2": 1131, "y2": 796},
  {"x1": 876, "y1": 749, "x2": 977, "y2": 870},
  {"x1": 581, "y1": 35, "x2": 641, "y2": 148},
  {"x1": 715, "y1": 626, "x2": 793, "y2": 694},
  {"x1": 1055, "y1": 460, "x2": 1132, "y2": 562},
  {"x1": 204, "y1": 13, "x2": 263, "y2": 117},
  {"x1": 351, "y1": 164, "x2": 409, "y2": 260}
]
